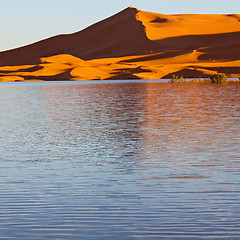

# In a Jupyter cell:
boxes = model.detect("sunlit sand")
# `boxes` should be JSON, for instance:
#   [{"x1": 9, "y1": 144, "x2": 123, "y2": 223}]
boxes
[{"x1": 0, "y1": 7, "x2": 240, "y2": 81}]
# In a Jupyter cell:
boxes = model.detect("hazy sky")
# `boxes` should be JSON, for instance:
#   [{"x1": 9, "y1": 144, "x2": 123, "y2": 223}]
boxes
[{"x1": 1, "y1": 0, "x2": 240, "y2": 51}]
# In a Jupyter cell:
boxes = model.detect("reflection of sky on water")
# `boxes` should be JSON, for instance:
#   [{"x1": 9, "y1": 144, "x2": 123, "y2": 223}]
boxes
[{"x1": 0, "y1": 81, "x2": 240, "y2": 239}]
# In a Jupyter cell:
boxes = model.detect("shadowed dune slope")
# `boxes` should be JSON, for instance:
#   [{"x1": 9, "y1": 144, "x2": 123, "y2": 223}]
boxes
[
  {"x1": 0, "y1": 7, "x2": 155, "y2": 66},
  {"x1": 0, "y1": 7, "x2": 240, "y2": 81}
]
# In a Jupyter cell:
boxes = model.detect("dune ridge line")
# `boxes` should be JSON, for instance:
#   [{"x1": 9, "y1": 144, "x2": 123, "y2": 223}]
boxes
[{"x1": 0, "y1": 7, "x2": 240, "y2": 81}]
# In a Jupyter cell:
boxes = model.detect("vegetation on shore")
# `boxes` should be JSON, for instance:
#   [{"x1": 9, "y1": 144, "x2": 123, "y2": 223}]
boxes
[
  {"x1": 169, "y1": 73, "x2": 232, "y2": 84},
  {"x1": 210, "y1": 73, "x2": 229, "y2": 84}
]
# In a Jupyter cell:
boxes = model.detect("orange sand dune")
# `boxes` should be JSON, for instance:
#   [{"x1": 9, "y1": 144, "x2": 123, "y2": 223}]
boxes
[{"x1": 0, "y1": 6, "x2": 240, "y2": 81}]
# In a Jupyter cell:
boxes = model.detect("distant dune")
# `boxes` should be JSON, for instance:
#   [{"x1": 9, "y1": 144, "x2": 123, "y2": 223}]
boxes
[{"x1": 0, "y1": 7, "x2": 240, "y2": 81}]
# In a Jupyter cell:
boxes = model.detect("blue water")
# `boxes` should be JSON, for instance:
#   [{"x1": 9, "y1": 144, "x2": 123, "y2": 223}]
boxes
[{"x1": 0, "y1": 81, "x2": 240, "y2": 239}]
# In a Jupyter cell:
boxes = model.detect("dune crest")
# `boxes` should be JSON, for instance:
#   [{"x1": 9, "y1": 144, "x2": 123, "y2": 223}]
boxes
[
  {"x1": 137, "y1": 11, "x2": 240, "y2": 40},
  {"x1": 0, "y1": 7, "x2": 240, "y2": 81}
]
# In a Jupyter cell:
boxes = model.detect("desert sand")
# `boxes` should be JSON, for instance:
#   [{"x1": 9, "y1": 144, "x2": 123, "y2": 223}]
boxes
[{"x1": 0, "y1": 7, "x2": 240, "y2": 81}]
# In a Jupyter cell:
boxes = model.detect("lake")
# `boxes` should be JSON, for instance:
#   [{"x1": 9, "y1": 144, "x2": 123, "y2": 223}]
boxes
[{"x1": 0, "y1": 80, "x2": 240, "y2": 239}]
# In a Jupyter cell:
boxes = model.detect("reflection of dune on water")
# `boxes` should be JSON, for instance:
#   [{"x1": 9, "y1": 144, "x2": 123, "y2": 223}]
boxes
[
  {"x1": 40, "y1": 82, "x2": 152, "y2": 171},
  {"x1": 139, "y1": 82, "x2": 240, "y2": 177}
]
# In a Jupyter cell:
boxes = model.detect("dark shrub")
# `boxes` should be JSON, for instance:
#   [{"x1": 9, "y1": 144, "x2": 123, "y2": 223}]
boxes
[{"x1": 210, "y1": 73, "x2": 228, "y2": 84}]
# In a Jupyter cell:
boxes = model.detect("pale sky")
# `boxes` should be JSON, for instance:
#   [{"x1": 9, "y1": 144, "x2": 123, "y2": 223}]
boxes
[{"x1": 1, "y1": 0, "x2": 240, "y2": 51}]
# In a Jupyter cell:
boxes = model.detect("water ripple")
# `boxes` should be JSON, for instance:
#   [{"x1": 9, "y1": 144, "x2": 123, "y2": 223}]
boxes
[{"x1": 0, "y1": 81, "x2": 240, "y2": 239}]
